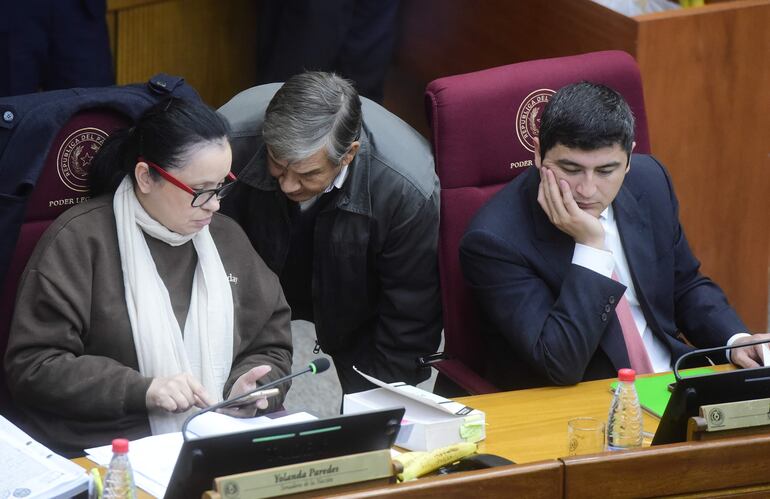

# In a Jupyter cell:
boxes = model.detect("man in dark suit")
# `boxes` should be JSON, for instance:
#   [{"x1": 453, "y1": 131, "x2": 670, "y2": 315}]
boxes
[{"x1": 460, "y1": 82, "x2": 769, "y2": 390}]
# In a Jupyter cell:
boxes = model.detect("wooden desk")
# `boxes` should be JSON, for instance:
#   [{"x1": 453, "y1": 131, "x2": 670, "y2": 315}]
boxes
[
  {"x1": 79, "y1": 367, "x2": 770, "y2": 498},
  {"x1": 74, "y1": 376, "x2": 619, "y2": 498},
  {"x1": 455, "y1": 376, "x2": 657, "y2": 463},
  {"x1": 562, "y1": 435, "x2": 770, "y2": 498},
  {"x1": 464, "y1": 364, "x2": 730, "y2": 463},
  {"x1": 329, "y1": 366, "x2": 770, "y2": 498}
]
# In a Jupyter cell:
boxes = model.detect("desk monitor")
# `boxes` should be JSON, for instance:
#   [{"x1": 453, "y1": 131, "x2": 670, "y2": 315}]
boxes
[
  {"x1": 165, "y1": 407, "x2": 404, "y2": 499},
  {"x1": 653, "y1": 362, "x2": 770, "y2": 446}
]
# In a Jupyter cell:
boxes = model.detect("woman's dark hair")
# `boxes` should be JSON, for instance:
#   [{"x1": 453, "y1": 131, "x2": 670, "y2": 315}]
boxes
[{"x1": 89, "y1": 98, "x2": 231, "y2": 196}]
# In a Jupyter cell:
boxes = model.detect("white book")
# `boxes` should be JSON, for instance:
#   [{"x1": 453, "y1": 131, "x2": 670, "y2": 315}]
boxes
[
  {"x1": 0, "y1": 415, "x2": 89, "y2": 499},
  {"x1": 343, "y1": 367, "x2": 486, "y2": 452}
]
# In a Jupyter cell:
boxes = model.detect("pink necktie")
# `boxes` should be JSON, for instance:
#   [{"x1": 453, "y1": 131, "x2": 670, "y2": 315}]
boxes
[{"x1": 612, "y1": 271, "x2": 654, "y2": 374}]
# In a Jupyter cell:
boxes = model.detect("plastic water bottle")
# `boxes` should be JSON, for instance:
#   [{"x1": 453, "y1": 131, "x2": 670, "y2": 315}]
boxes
[
  {"x1": 102, "y1": 438, "x2": 137, "y2": 499},
  {"x1": 607, "y1": 368, "x2": 643, "y2": 451}
]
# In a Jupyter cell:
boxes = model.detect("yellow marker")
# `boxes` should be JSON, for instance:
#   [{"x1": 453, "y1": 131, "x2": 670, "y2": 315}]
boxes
[{"x1": 89, "y1": 468, "x2": 103, "y2": 499}]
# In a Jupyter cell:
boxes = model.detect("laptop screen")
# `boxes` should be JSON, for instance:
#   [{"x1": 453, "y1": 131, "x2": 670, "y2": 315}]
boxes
[
  {"x1": 164, "y1": 407, "x2": 404, "y2": 499},
  {"x1": 652, "y1": 366, "x2": 770, "y2": 445}
]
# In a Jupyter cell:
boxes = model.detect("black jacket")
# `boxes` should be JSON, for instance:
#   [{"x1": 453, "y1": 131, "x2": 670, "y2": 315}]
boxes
[{"x1": 219, "y1": 84, "x2": 442, "y2": 392}]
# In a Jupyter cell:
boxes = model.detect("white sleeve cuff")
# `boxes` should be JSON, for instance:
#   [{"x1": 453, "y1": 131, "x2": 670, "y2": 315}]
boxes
[
  {"x1": 572, "y1": 243, "x2": 614, "y2": 278},
  {"x1": 726, "y1": 332, "x2": 751, "y2": 364}
]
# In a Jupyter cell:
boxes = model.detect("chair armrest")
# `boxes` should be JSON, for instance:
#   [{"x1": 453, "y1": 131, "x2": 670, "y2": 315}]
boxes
[{"x1": 433, "y1": 359, "x2": 498, "y2": 395}]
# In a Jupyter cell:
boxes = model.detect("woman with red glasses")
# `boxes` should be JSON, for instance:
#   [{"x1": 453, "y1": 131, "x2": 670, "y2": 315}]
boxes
[{"x1": 5, "y1": 98, "x2": 292, "y2": 455}]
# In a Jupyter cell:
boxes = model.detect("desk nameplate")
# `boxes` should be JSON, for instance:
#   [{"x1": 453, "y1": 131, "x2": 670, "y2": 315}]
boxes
[
  {"x1": 700, "y1": 397, "x2": 770, "y2": 432},
  {"x1": 211, "y1": 449, "x2": 394, "y2": 499}
]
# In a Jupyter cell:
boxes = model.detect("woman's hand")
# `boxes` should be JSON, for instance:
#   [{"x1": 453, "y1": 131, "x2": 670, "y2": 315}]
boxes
[
  {"x1": 146, "y1": 373, "x2": 214, "y2": 413},
  {"x1": 218, "y1": 365, "x2": 273, "y2": 418}
]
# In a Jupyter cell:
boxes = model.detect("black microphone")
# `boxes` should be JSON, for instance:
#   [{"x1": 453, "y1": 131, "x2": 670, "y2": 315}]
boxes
[
  {"x1": 673, "y1": 336, "x2": 770, "y2": 381},
  {"x1": 180, "y1": 357, "x2": 331, "y2": 441}
]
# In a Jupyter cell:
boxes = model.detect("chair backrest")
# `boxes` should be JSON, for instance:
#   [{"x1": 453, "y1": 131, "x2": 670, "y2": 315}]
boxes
[
  {"x1": 425, "y1": 50, "x2": 650, "y2": 384},
  {"x1": 0, "y1": 109, "x2": 130, "y2": 411}
]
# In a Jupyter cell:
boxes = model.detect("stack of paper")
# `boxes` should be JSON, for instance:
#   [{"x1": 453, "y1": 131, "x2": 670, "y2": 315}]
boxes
[
  {"x1": 86, "y1": 411, "x2": 316, "y2": 498},
  {"x1": 0, "y1": 416, "x2": 89, "y2": 499},
  {"x1": 343, "y1": 368, "x2": 486, "y2": 451}
]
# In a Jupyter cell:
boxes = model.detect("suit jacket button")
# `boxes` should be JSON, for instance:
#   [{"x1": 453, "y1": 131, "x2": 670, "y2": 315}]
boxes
[
  {"x1": 604, "y1": 304, "x2": 611, "y2": 312},
  {"x1": 609, "y1": 296, "x2": 616, "y2": 304},
  {"x1": 601, "y1": 312, "x2": 608, "y2": 321}
]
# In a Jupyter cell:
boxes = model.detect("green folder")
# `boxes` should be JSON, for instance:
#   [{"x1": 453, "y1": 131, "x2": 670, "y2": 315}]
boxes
[{"x1": 610, "y1": 368, "x2": 716, "y2": 418}]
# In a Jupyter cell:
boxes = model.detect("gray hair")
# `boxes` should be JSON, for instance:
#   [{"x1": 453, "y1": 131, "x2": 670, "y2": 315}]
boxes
[{"x1": 263, "y1": 72, "x2": 362, "y2": 165}]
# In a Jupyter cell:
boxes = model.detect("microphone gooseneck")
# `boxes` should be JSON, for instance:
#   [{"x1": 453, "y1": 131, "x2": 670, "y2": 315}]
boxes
[
  {"x1": 180, "y1": 358, "x2": 331, "y2": 441},
  {"x1": 673, "y1": 336, "x2": 770, "y2": 381}
]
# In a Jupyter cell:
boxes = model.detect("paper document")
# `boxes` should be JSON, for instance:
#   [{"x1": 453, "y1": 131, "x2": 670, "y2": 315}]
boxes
[
  {"x1": 86, "y1": 411, "x2": 316, "y2": 498},
  {"x1": 347, "y1": 368, "x2": 486, "y2": 451},
  {"x1": 763, "y1": 344, "x2": 770, "y2": 367},
  {"x1": 590, "y1": 0, "x2": 680, "y2": 16},
  {"x1": 0, "y1": 416, "x2": 88, "y2": 499},
  {"x1": 186, "y1": 411, "x2": 316, "y2": 438},
  {"x1": 353, "y1": 366, "x2": 474, "y2": 416}
]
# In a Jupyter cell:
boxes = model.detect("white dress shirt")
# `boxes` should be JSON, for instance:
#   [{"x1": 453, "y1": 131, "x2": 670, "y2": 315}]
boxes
[
  {"x1": 571, "y1": 206, "x2": 745, "y2": 370},
  {"x1": 571, "y1": 206, "x2": 672, "y2": 372},
  {"x1": 299, "y1": 164, "x2": 349, "y2": 212}
]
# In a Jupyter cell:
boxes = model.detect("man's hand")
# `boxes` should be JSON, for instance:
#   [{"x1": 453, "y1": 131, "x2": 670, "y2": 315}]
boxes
[
  {"x1": 218, "y1": 365, "x2": 273, "y2": 418},
  {"x1": 537, "y1": 167, "x2": 605, "y2": 249},
  {"x1": 730, "y1": 333, "x2": 770, "y2": 369},
  {"x1": 146, "y1": 373, "x2": 214, "y2": 413}
]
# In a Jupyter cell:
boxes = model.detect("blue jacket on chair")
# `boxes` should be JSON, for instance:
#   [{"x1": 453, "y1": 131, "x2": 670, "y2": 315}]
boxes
[{"x1": 0, "y1": 74, "x2": 200, "y2": 285}]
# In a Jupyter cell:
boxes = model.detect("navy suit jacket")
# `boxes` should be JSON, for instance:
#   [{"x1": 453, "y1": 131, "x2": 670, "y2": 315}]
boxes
[{"x1": 460, "y1": 154, "x2": 746, "y2": 390}]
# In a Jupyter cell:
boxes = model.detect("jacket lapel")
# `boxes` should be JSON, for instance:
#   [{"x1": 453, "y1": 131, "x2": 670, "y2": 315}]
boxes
[
  {"x1": 613, "y1": 183, "x2": 659, "y2": 325},
  {"x1": 611, "y1": 182, "x2": 672, "y2": 363}
]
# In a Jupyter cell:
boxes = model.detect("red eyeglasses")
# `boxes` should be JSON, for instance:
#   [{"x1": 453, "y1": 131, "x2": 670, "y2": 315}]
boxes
[{"x1": 139, "y1": 157, "x2": 237, "y2": 208}]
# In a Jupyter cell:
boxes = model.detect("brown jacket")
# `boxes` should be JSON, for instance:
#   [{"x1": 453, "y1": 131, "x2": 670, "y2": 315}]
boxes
[{"x1": 5, "y1": 195, "x2": 292, "y2": 455}]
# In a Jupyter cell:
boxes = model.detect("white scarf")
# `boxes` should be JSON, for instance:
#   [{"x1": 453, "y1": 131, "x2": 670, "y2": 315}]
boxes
[{"x1": 114, "y1": 177, "x2": 233, "y2": 434}]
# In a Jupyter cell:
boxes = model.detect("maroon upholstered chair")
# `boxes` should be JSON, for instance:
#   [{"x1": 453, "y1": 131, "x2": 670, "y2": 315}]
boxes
[
  {"x1": 425, "y1": 50, "x2": 651, "y2": 395},
  {"x1": 0, "y1": 109, "x2": 130, "y2": 413}
]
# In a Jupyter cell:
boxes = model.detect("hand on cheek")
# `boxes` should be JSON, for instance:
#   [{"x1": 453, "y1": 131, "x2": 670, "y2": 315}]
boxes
[{"x1": 537, "y1": 168, "x2": 605, "y2": 249}]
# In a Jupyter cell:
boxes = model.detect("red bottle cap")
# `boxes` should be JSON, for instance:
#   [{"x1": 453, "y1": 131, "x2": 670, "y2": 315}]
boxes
[
  {"x1": 112, "y1": 438, "x2": 129, "y2": 453},
  {"x1": 618, "y1": 368, "x2": 636, "y2": 382}
]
